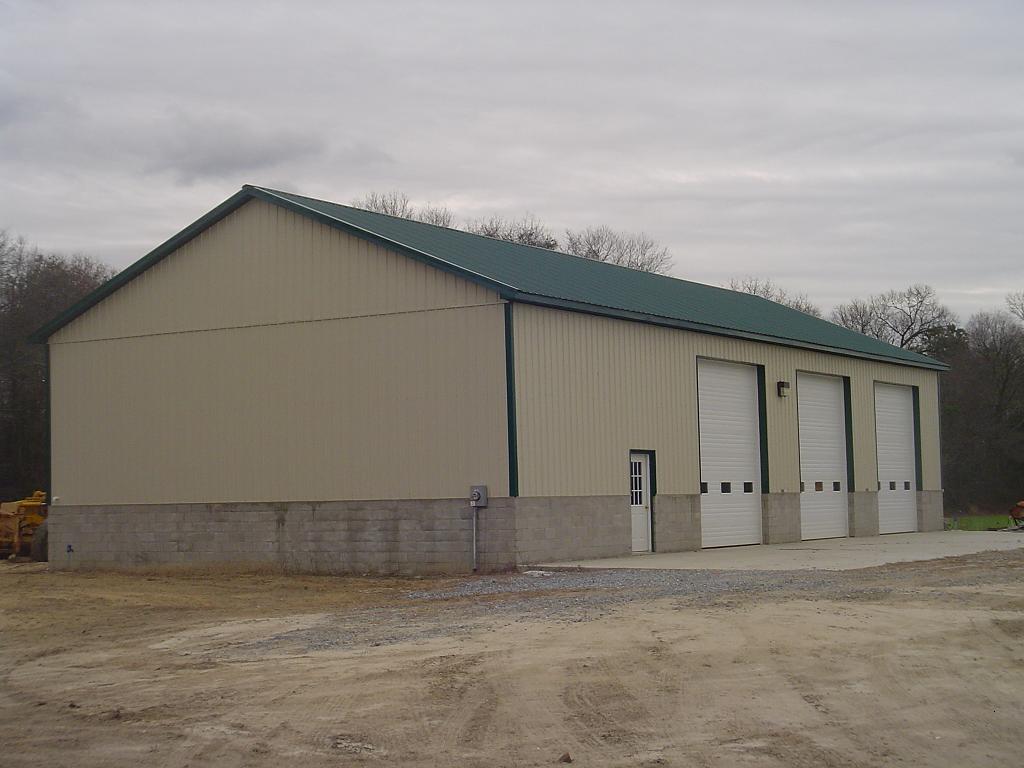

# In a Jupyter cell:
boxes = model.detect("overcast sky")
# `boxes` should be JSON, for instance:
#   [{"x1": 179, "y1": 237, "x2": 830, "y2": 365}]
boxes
[{"x1": 2, "y1": 0, "x2": 1022, "y2": 318}]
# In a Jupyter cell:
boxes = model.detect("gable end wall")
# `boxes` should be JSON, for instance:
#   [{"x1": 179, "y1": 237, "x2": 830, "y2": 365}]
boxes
[{"x1": 49, "y1": 200, "x2": 510, "y2": 505}]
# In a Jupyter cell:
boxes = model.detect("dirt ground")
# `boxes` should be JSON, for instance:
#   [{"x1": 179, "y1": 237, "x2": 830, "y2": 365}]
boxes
[{"x1": 2, "y1": 552, "x2": 1024, "y2": 768}]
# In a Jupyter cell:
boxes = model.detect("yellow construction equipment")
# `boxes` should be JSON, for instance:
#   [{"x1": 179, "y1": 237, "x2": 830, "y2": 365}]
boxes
[{"x1": 0, "y1": 490, "x2": 48, "y2": 561}]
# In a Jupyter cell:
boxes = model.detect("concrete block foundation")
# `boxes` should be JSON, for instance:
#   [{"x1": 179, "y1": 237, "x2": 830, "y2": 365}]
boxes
[
  {"x1": 48, "y1": 489, "x2": 943, "y2": 574},
  {"x1": 652, "y1": 494, "x2": 701, "y2": 552},
  {"x1": 761, "y1": 492, "x2": 801, "y2": 544},
  {"x1": 513, "y1": 495, "x2": 629, "y2": 564},
  {"x1": 48, "y1": 495, "x2": 628, "y2": 575},
  {"x1": 849, "y1": 491, "x2": 880, "y2": 537},
  {"x1": 917, "y1": 490, "x2": 944, "y2": 532}
]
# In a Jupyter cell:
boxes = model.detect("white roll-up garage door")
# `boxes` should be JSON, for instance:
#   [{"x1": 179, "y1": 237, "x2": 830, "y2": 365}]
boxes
[
  {"x1": 797, "y1": 373, "x2": 849, "y2": 540},
  {"x1": 697, "y1": 359, "x2": 763, "y2": 547},
  {"x1": 874, "y1": 383, "x2": 918, "y2": 534}
]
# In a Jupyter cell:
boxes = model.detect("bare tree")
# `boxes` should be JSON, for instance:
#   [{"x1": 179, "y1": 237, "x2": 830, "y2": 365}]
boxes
[
  {"x1": 831, "y1": 285, "x2": 957, "y2": 354},
  {"x1": 351, "y1": 191, "x2": 416, "y2": 219},
  {"x1": 727, "y1": 276, "x2": 822, "y2": 317},
  {"x1": 1007, "y1": 291, "x2": 1024, "y2": 323},
  {"x1": 417, "y1": 205, "x2": 455, "y2": 228},
  {"x1": 0, "y1": 231, "x2": 115, "y2": 498},
  {"x1": 830, "y1": 298, "x2": 889, "y2": 337},
  {"x1": 351, "y1": 190, "x2": 674, "y2": 267},
  {"x1": 352, "y1": 191, "x2": 456, "y2": 228},
  {"x1": 465, "y1": 214, "x2": 559, "y2": 250},
  {"x1": 563, "y1": 226, "x2": 672, "y2": 275}
]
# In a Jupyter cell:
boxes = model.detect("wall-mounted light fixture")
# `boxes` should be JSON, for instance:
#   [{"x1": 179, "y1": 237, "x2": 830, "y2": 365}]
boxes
[{"x1": 777, "y1": 380, "x2": 791, "y2": 398}]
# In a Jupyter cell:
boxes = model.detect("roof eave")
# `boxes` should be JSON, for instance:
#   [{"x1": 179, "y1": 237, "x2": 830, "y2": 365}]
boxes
[{"x1": 504, "y1": 291, "x2": 950, "y2": 371}]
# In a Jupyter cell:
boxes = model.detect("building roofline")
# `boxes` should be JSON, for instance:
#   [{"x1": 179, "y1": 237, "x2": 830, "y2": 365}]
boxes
[{"x1": 30, "y1": 185, "x2": 949, "y2": 372}]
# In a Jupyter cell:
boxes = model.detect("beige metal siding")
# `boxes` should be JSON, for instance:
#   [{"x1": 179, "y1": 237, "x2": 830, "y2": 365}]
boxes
[
  {"x1": 52, "y1": 304, "x2": 508, "y2": 505},
  {"x1": 52, "y1": 199, "x2": 497, "y2": 343},
  {"x1": 512, "y1": 304, "x2": 941, "y2": 497},
  {"x1": 50, "y1": 201, "x2": 509, "y2": 505}
]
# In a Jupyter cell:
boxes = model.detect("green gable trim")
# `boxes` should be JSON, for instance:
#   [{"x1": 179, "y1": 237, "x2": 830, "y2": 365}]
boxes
[{"x1": 29, "y1": 189, "x2": 254, "y2": 343}]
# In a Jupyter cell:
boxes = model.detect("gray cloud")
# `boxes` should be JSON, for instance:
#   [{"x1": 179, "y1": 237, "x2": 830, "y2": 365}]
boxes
[
  {"x1": 1, "y1": 0, "x2": 1022, "y2": 319},
  {"x1": 141, "y1": 111, "x2": 329, "y2": 182}
]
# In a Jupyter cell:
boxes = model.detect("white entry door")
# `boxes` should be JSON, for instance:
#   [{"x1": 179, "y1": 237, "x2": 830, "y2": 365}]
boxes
[
  {"x1": 875, "y1": 383, "x2": 918, "y2": 533},
  {"x1": 798, "y1": 373, "x2": 849, "y2": 540},
  {"x1": 630, "y1": 453, "x2": 652, "y2": 552},
  {"x1": 697, "y1": 359, "x2": 763, "y2": 547}
]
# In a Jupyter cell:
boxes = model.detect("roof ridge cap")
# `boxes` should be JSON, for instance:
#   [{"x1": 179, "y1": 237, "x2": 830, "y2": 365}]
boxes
[{"x1": 247, "y1": 185, "x2": 714, "y2": 287}]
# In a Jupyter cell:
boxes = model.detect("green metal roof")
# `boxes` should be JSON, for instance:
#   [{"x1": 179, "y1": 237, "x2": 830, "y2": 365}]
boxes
[{"x1": 32, "y1": 185, "x2": 947, "y2": 371}]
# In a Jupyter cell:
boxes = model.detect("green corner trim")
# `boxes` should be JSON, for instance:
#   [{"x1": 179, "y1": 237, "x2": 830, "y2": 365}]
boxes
[
  {"x1": 912, "y1": 386, "x2": 923, "y2": 490},
  {"x1": 842, "y1": 377, "x2": 856, "y2": 491},
  {"x1": 756, "y1": 366, "x2": 770, "y2": 493},
  {"x1": 43, "y1": 345, "x2": 51, "y2": 501},
  {"x1": 504, "y1": 302, "x2": 519, "y2": 498}
]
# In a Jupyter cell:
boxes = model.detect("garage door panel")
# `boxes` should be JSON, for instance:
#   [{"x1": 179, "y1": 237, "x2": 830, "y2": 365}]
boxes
[
  {"x1": 698, "y1": 359, "x2": 762, "y2": 548},
  {"x1": 875, "y1": 383, "x2": 918, "y2": 534},
  {"x1": 797, "y1": 373, "x2": 848, "y2": 540}
]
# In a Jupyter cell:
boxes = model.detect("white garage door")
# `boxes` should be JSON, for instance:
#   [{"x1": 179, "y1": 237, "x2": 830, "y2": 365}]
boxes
[
  {"x1": 698, "y1": 359, "x2": 763, "y2": 547},
  {"x1": 875, "y1": 383, "x2": 918, "y2": 534},
  {"x1": 797, "y1": 373, "x2": 849, "y2": 540}
]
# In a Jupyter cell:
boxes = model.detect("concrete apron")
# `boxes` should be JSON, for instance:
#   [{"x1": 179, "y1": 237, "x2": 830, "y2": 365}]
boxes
[{"x1": 538, "y1": 531, "x2": 1024, "y2": 572}]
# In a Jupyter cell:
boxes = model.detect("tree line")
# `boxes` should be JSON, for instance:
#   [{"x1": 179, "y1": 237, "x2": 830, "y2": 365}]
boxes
[
  {"x1": 0, "y1": 231, "x2": 115, "y2": 499},
  {"x1": 351, "y1": 191, "x2": 673, "y2": 275},
  {"x1": 2, "y1": 196, "x2": 1021, "y2": 514}
]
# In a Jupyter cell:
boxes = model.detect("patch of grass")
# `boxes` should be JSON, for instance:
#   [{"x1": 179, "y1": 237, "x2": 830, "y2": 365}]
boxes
[{"x1": 945, "y1": 514, "x2": 1016, "y2": 531}]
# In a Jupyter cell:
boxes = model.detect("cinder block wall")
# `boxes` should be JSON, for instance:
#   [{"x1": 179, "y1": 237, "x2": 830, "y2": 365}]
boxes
[
  {"x1": 47, "y1": 496, "x2": 633, "y2": 574},
  {"x1": 652, "y1": 494, "x2": 701, "y2": 552},
  {"x1": 848, "y1": 492, "x2": 881, "y2": 537},
  {"x1": 47, "y1": 491, "x2": 939, "y2": 574},
  {"x1": 762, "y1": 492, "x2": 802, "y2": 544},
  {"x1": 514, "y1": 496, "x2": 629, "y2": 563},
  {"x1": 49, "y1": 500, "x2": 499, "y2": 575},
  {"x1": 917, "y1": 491, "x2": 944, "y2": 532}
]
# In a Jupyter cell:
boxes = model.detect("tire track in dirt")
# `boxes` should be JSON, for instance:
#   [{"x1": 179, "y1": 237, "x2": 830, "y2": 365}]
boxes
[{"x1": 560, "y1": 651, "x2": 658, "y2": 752}]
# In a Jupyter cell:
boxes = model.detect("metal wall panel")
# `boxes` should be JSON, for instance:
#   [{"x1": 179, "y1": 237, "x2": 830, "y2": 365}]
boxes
[
  {"x1": 52, "y1": 199, "x2": 498, "y2": 343},
  {"x1": 49, "y1": 201, "x2": 508, "y2": 505},
  {"x1": 51, "y1": 304, "x2": 509, "y2": 504},
  {"x1": 512, "y1": 304, "x2": 942, "y2": 497}
]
